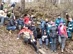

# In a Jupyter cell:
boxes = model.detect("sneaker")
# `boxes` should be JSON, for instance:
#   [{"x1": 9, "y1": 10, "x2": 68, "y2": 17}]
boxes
[
  {"x1": 54, "y1": 50, "x2": 56, "y2": 53},
  {"x1": 45, "y1": 46, "x2": 48, "y2": 50},
  {"x1": 39, "y1": 46, "x2": 42, "y2": 49},
  {"x1": 61, "y1": 49, "x2": 64, "y2": 53}
]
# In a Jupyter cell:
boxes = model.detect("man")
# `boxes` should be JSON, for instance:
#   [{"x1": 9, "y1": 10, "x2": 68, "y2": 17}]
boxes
[
  {"x1": 16, "y1": 17, "x2": 24, "y2": 30},
  {"x1": 17, "y1": 25, "x2": 38, "y2": 52},
  {"x1": 67, "y1": 18, "x2": 73, "y2": 39}
]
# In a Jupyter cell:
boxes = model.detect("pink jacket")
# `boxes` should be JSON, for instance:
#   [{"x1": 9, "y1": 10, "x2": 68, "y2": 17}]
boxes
[{"x1": 58, "y1": 25, "x2": 68, "y2": 38}]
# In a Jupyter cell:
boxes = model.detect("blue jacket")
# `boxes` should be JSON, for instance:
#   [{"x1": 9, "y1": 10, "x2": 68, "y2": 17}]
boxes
[
  {"x1": 67, "y1": 20, "x2": 73, "y2": 32},
  {"x1": 40, "y1": 20, "x2": 46, "y2": 29},
  {"x1": 55, "y1": 18, "x2": 66, "y2": 26},
  {"x1": 8, "y1": 19, "x2": 16, "y2": 26},
  {"x1": 46, "y1": 23, "x2": 52, "y2": 35},
  {"x1": 17, "y1": 19, "x2": 24, "y2": 26}
]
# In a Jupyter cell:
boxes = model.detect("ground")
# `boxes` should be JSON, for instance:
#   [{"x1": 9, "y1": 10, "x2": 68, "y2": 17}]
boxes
[{"x1": 0, "y1": 26, "x2": 73, "y2": 54}]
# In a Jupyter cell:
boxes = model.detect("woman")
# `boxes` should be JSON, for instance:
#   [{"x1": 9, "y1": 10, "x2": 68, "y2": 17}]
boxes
[
  {"x1": 58, "y1": 23, "x2": 68, "y2": 52},
  {"x1": 49, "y1": 21, "x2": 58, "y2": 52}
]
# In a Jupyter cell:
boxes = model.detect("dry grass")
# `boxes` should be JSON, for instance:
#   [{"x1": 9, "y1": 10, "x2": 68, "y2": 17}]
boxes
[
  {"x1": 0, "y1": 26, "x2": 36, "y2": 54},
  {"x1": 0, "y1": 26, "x2": 73, "y2": 54}
]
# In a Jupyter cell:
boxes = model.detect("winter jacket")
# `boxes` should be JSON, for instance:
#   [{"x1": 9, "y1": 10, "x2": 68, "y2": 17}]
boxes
[
  {"x1": 18, "y1": 28, "x2": 33, "y2": 39},
  {"x1": 49, "y1": 26, "x2": 58, "y2": 38},
  {"x1": 46, "y1": 23, "x2": 52, "y2": 35},
  {"x1": 58, "y1": 25, "x2": 68, "y2": 38},
  {"x1": 36, "y1": 28, "x2": 42, "y2": 39},
  {"x1": 29, "y1": 26, "x2": 37, "y2": 38},
  {"x1": 8, "y1": 19, "x2": 16, "y2": 26},
  {"x1": 55, "y1": 18, "x2": 66, "y2": 26},
  {"x1": 67, "y1": 20, "x2": 73, "y2": 32},
  {"x1": 24, "y1": 16, "x2": 30, "y2": 25},
  {"x1": 40, "y1": 20, "x2": 46, "y2": 29},
  {"x1": 17, "y1": 18, "x2": 24, "y2": 26},
  {"x1": 67, "y1": 20, "x2": 73, "y2": 38}
]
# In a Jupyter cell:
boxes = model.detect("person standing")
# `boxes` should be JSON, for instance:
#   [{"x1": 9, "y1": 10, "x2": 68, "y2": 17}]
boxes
[
  {"x1": 67, "y1": 18, "x2": 73, "y2": 39},
  {"x1": 58, "y1": 23, "x2": 68, "y2": 52},
  {"x1": 49, "y1": 22, "x2": 58, "y2": 52}
]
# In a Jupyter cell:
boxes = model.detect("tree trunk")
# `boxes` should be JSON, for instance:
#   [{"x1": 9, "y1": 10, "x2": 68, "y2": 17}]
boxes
[
  {"x1": 58, "y1": 0, "x2": 61, "y2": 4},
  {"x1": 21, "y1": 0, "x2": 25, "y2": 13},
  {"x1": 0, "y1": 0, "x2": 2, "y2": 5}
]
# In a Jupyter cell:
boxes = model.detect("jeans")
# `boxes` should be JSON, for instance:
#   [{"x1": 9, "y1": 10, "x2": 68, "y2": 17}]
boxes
[
  {"x1": 39, "y1": 38, "x2": 49, "y2": 46},
  {"x1": 50, "y1": 38, "x2": 57, "y2": 51},
  {"x1": 41, "y1": 28, "x2": 45, "y2": 35},
  {"x1": 58, "y1": 36, "x2": 66, "y2": 50},
  {"x1": 24, "y1": 38, "x2": 37, "y2": 51},
  {"x1": 0, "y1": 17, "x2": 4, "y2": 25},
  {"x1": 6, "y1": 26, "x2": 16, "y2": 30},
  {"x1": 31, "y1": 42, "x2": 37, "y2": 51}
]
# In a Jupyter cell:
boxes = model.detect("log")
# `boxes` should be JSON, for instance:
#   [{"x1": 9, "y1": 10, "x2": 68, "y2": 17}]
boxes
[{"x1": 39, "y1": 49, "x2": 46, "y2": 54}]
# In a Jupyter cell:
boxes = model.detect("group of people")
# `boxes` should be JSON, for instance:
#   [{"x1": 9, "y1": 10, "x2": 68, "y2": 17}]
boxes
[
  {"x1": 0, "y1": 2, "x2": 73, "y2": 54},
  {"x1": 37, "y1": 14, "x2": 73, "y2": 53},
  {"x1": 16, "y1": 14, "x2": 73, "y2": 53},
  {"x1": 6, "y1": 13, "x2": 73, "y2": 53}
]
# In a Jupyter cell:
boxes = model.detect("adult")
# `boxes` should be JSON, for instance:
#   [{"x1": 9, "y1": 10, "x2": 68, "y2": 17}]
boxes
[
  {"x1": 6, "y1": 16, "x2": 16, "y2": 31},
  {"x1": 23, "y1": 14, "x2": 30, "y2": 26},
  {"x1": 36, "y1": 27, "x2": 42, "y2": 48},
  {"x1": 16, "y1": 17, "x2": 24, "y2": 30},
  {"x1": 40, "y1": 20, "x2": 46, "y2": 35},
  {"x1": 28, "y1": 22, "x2": 37, "y2": 40},
  {"x1": 55, "y1": 15, "x2": 66, "y2": 27},
  {"x1": 17, "y1": 25, "x2": 38, "y2": 52},
  {"x1": 67, "y1": 18, "x2": 73, "y2": 39},
  {"x1": 49, "y1": 22, "x2": 58, "y2": 52},
  {"x1": 58, "y1": 23, "x2": 68, "y2": 52}
]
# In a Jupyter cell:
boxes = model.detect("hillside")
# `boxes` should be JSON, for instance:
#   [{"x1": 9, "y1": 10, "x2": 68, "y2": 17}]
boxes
[
  {"x1": 0, "y1": 26, "x2": 36, "y2": 54},
  {"x1": 0, "y1": 26, "x2": 73, "y2": 54}
]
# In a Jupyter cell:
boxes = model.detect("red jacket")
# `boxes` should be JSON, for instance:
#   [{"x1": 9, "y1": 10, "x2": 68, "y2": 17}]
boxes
[{"x1": 24, "y1": 16, "x2": 30, "y2": 25}]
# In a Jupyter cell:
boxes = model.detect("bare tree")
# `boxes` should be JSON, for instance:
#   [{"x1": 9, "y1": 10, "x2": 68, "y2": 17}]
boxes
[
  {"x1": 0, "y1": 0, "x2": 2, "y2": 5},
  {"x1": 21, "y1": 0, "x2": 25, "y2": 13}
]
